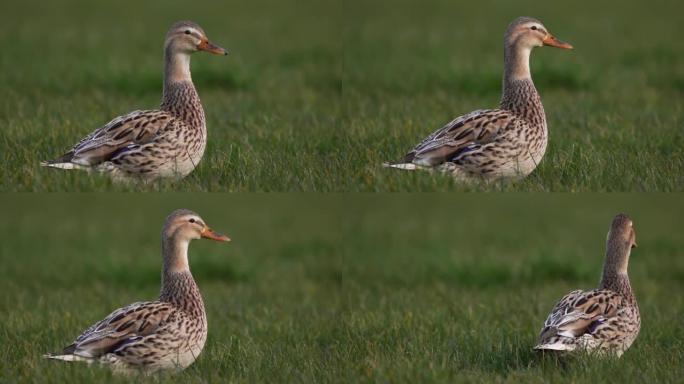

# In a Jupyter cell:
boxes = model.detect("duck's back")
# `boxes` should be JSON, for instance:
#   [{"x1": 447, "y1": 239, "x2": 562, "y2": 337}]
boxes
[{"x1": 535, "y1": 288, "x2": 640, "y2": 356}]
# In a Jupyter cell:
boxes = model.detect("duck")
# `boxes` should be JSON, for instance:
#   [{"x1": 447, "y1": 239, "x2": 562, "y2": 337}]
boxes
[
  {"x1": 384, "y1": 17, "x2": 572, "y2": 180},
  {"x1": 44, "y1": 209, "x2": 231, "y2": 373},
  {"x1": 41, "y1": 21, "x2": 228, "y2": 182},
  {"x1": 534, "y1": 213, "x2": 640, "y2": 357}
]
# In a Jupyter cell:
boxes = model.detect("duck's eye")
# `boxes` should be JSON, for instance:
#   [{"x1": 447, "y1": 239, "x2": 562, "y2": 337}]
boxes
[
  {"x1": 531, "y1": 26, "x2": 537, "y2": 30},
  {"x1": 184, "y1": 30, "x2": 191, "y2": 35},
  {"x1": 189, "y1": 218, "x2": 196, "y2": 223}
]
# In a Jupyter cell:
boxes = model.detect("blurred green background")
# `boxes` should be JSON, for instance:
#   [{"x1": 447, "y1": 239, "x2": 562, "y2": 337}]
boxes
[
  {"x1": 0, "y1": 0, "x2": 682, "y2": 191},
  {"x1": 342, "y1": 0, "x2": 684, "y2": 191},
  {"x1": 339, "y1": 194, "x2": 684, "y2": 381},
  {"x1": 1, "y1": 194, "x2": 682, "y2": 381},
  {"x1": 0, "y1": 0, "x2": 342, "y2": 191},
  {"x1": 0, "y1": 194, "x2": 343, "y2": 382}
]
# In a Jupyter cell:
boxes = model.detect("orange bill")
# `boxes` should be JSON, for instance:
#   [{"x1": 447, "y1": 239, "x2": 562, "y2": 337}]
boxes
[
  {"x1": 198, "y1": 39, "x2": 228, "y2": 55},
  {"x1": 542, "y1": 34, "x2": 573, "y2": 49},
  {"x1": 201, "y1": 227, "x2": 231, "y2": 242}
]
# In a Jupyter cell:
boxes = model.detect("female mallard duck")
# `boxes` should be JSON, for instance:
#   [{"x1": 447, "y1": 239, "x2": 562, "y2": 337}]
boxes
[
  {"x1": 535, "y1": 214, "x2": 640, "y2": 357},
  {"x1": 44, "y1": 209, "x2": 230, "y2": 373},
  {"x1": 385, "y1": 17, "x2": 572, "y2": 180},
  {"x1": 41, "y1": 21, "x2": 227, "y2": 181}
]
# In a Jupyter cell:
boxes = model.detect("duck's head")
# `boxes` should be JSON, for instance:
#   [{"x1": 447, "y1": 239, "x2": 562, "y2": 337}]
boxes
[
  {"x1": 605, "y1": 213, "x2": 637, "y2": 274},
  {"x1": 608, "y1": 213, "x2": 637, "y2": 250},
  {"x1": 505, "y1": 17, "x2": 573, "y2": 51},
  {"x1": 164, "y1": 21, "x2": 228, "y2": 56},
  {"x1": 163, "y1": 209, "x2": 231, "y2": 243}
]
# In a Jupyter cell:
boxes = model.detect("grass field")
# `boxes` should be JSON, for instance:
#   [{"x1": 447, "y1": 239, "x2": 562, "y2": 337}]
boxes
[
  {"x1": 1, "y1": 0, "x2": 682, "y2": 191},
  {"x1": 338, "y1": 195, "x2": 684, "y2": 381},
  {"x1": 1, "y1": 194, "x2": 683, "y2": 382},
  {"x1": 0, "y1": 0, "x2": 343, "y2": 192},
  {"x1": 341, "y1": 0, "x2": 684, "y2": 191},
  {"x1": 0, "y1": 195, "x2": 344, "y2": 382}
]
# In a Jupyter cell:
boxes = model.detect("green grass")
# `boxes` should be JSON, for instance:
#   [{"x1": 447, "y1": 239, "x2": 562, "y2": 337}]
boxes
[
  {"x1": 336, "y1": 194, "x2": 684, "y2": 382},
  {"x1": 1, "y1": 194, "x2": 683, "y2": 382},
  {"x1": 340, "y1": 0, "x2": 684, "y2": 191},
  {"x1": 0, "y1": 194, "x2": 344, "y2": 382},
  {"x1": 0, "y1": 0, "x2": 343, "y2": 192},
  {"x1": 1, "y1": 0, "x2": 682, "y2": 191}
]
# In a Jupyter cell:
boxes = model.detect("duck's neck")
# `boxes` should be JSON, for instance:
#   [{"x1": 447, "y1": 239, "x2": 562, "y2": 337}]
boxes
[
  {"x1": 161, "y1": 49, "x2": 205, "y2": 128},
  {"x1": 599, "y1": 243, "x2": 635, "y2": 301},
  {"x1": 503, "y1": 44, "x2": 531, "y2": 83},
  {"x1": 159, "y1": 236, "x2": 205, "y2": 317},
  {"x1": 600, "y1": 270, "x2": 634, "y2": 302},
  {"x1": 499, "y1": 44, "x2": 545, "y2": 126},
  {"x1": 164, "y1": 49, "x2": 192, "y2": 86}
]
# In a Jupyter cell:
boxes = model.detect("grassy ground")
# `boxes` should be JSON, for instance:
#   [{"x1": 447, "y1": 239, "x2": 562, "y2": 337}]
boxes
[
  {"x1": 338, "y1": 194, "x2": 684, "y2": 381},
  {"x1": 1, "y1": 0, "x2": 682, "y2": 191},
  {"x1": 0, "y1": 195, "x2": 344, "y2": 382},
  {"x1": 341, "y1": 0, "x2": 684, "y2": 191},
  {"x1": 0, "y1": 0, "x2": 343, "y2": 192},
  {"x1": 1, "y1": 194, "x2": 683, "y2": 382}
]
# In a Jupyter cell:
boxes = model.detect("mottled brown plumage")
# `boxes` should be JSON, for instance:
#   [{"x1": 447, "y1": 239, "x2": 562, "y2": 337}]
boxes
[
  {"x1": 385, "y1": 17, "x2": 572, "y2": 180},
  {"x1": 535, "y1": 214, "x2": 640, "y2": 357},
  {"x1": 42, "y1": 21, "x2": 228, "y2": 182},
  {"x1": 44, "y1": 209, "x2": 231, "y2": 373}
]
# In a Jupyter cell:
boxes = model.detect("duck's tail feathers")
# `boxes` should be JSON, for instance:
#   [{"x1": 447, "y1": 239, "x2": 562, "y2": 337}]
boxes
[
  {"x1": 382, "y1": 162, "x2": 422, "y2": 170},
  {"x1": 40, "y1": 160, "x2": 90, "y2": 170},
  {"x1": 534, "y1": 343, "x2": 576, "y2": 352},
  {"x1": 43, "y1": 353, "x2": 93, "y2": 363},
  {"x1": 41, "y1": 150, "x2": 89, "y2": 170}
]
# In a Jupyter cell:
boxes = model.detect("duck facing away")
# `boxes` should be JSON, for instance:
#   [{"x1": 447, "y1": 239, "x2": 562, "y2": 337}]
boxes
[
  {"x1": 42, "y1": 21, "x2": 228, "y2": 182},
  {"x1": 44, "y1": 209, "x2": 231, "y2": 373},
  {"x1": 385, "y1": 17, "x2": 572, "y2": 180},
  {"x1": 535, "y1": 214, "x2": 640, "y2": 357}
]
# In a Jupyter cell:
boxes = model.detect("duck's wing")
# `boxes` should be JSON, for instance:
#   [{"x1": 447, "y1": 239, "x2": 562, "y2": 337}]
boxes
[
  {"x1": 535, "y1": 289, "x2": 624, "y2": 350},
  {"x1": 54, "y1": 301, "x2": 176, "y2": 359},
  {"x1": 47, "y1": 110, "x2": 181, "y2": 167},
  {"x1": 403, "y1": 109, "x2": 517, "y2": 166}
]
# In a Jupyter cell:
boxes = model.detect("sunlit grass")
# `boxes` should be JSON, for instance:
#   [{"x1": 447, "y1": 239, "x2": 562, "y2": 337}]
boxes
[
  {"x1": 340, "y1": 0, "x2": 684, "y2": 191},
  {"x1": 0, "y1": 0, "x2": 342, "y2": 192},
  {"x1": 1, "y1": 0, "x2": 682, "y2": 191},
  {"x1": 1, "y1": 195, "x2": 683, "y2": 381}
]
